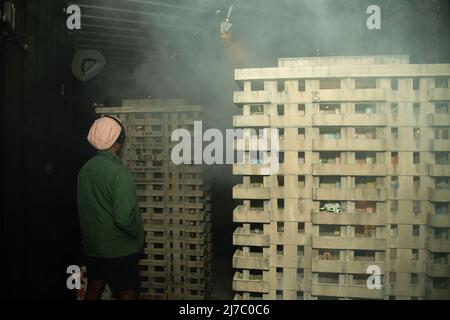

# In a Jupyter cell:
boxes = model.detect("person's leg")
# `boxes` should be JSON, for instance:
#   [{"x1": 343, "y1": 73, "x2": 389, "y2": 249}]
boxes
[
  {"x1": 117, "y1": 290, "x2": 138, "y2": 300},
  {"x1": 108, "y1": 254, "x2": 141, "y2": 301},
  {"x1": 83, "y1": 255, "x2": 107, "y2": 300},
  {"x1": 85, "y1": 280, "x2": 106, "y2": 300}
]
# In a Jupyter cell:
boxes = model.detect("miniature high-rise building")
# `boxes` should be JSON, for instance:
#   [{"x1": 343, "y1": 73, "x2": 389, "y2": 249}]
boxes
[
  {"x1": 96, "y1": 99, "x2": 212, "y2": 300},
  {"x1": 232, "y1": 55, "x2": 450, "y2": 300}
]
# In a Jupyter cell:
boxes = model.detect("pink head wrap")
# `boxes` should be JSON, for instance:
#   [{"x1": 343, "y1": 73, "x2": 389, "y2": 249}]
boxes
[{"x1": 87, "y1": 117, "x2": 122, "y2": 150}]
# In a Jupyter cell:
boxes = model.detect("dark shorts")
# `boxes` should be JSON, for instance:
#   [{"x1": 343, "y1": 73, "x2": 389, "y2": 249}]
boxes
[{"x1": 83, "y1": 254, "x2": 140, "y2": 293}]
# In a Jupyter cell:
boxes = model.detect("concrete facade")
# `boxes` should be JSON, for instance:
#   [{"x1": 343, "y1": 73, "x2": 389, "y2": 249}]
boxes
[
  {"x1": 232, "y1": 56, "x2": 450, "y2": 300},
  {"x1": 96, "y1": 99, "x2": 212, "y2": 300}
]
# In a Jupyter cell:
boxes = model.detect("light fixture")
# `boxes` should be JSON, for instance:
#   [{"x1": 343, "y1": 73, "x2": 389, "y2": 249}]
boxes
[{"x1": 220, "y1": 4, "x2": 234, "y2": 39}]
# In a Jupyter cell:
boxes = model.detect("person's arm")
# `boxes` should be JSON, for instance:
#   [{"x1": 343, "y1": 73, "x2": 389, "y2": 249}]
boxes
[{"x1": 111, "y1": 170, "x2": 142, "y2": 238}]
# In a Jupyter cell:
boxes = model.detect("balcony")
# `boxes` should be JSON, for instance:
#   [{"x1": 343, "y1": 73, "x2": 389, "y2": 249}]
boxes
[
  {"x1": 140, "y1": 258, "x2": 166, "y2": 267},
  {"x1": 233, "y1": 163, "x2": 274, "y2": 175},
  {"x1": 312, "y1": 187, "x2": 386, "y2": 201},
  {"x1": 183, "y1": 164, "x2": 203, "y2": 174},
  {"x1": 137, "y1": 180, "x2": 158, "y2": 190},
  {"x1": 127, "y1": 118, "x2": 164, "y2": 126},
  {"x1": 184, "y1": 178, "x2": 203, "y2": 185},
  {"x1": 427, "y1": 264, "x2": 450, "y2": 277},
  {"x1": 127, "y1": 129, "x2": 155, "y2": 137},
  {"x1": 313, "y1": 163, "x2": 387, "y2": 176},
  {"x1": 316, "y1": 89, "x2": 386, "y2": 102},
  {"x1": 429, "y1": 188, "x2": 450, "y2": 202},
  {"x1": 271, "y1": 116, "x2": 308, "y2": 127},
  {"x1": 131, "y1": 162, "x2": 163, "y2": 172},
  {"x1": 144, "y1": 248, "x2": 166, "y2": 255},
  {"x1": 232, "y1": 272, "x2": 270, "y2": 293},
  {"x1": 185, "y1": 202, "x2": 204, "y2": 210},
  {"x1": 185, "y1": 223, "x2": 206, "y2": 233},
  {"x1": 426, "y1": 288, "x2": 450, "y2": 300},
  {"x1": 313, "y1": 236, "x2": 386, "y2": 250},
  {"x1": 312, "y1": 138, "x2": 386, "y2": 151},
  {"x1": 185, "y1": 283, "x2": 206, "y2": 291},
  {"x1": 185, "y1": 212, "x2": 206, "y2": 221},
  {"x1": 233, "y1": 228, "x2": 270, "y2": 247},
  {"x1": 136, "y1": 190, "x2": 164, "y2": 197},
  {"x1": 429, "y1": 214, "x2": 450, "y2": 228},
  {"x1": 232, "y1": 184, "x2": 270, "y2": 199},
  {"x1": 428, "y1": 88, "x2": 450, "y2": 101},
  {"x1": 233, "y1": 250, "x2": 269, "y2": 270},
  {"x1": 185, "y1": 237, "x2": 207, "y2": 245},
  {"x1": 234, "y1": 91, "x2": 270, "y2": 105},
  {"x1": 427, "y1": 239, "x2": 450, "y2": 252},
  {"x1": 312, "y1": 259, "x2": 385, "y2": 274},
  {"x1": 184, "y1": 166, "x2": 203, "y2": 174},
  {"x1": 429, "y1": 139, "x2": 450, "y2": 152},
  {"x1": 312, "y1": 212, "x2": 386, "y2": 226},
  {"x1": 429, "y1": 164, "x2": 450, "y2": 177},
  {"x1": 277, "y1": 137, "x2": 307, "y2": 150},
  {"x1": 143, "y1": 269, "x2": 166, "y2": 278},
  {"x1": 184, "y1": 190, "x2": 204, "y2": 197},
  {"x1": 143, "y1": 224, "x2": 165, "y2": 233},
  {"x1": 233, "y1": 115, "x2": 270, "y2": 127},
  {"x1": 233, "y1": 205, "x2": 270, "y2": 223},
  {"x1": 186, "y1": 248, "x2": 206, "y2": 256},
  {"x1": 234, "y1": 138, "x2": 272, "y2": 152},
  {"x1": 312, "y1": 113, "x2": 386, "y2": 127},
  {"x1": 128, "y1": 141, "x2": 163, "y2": 150},
  {"x1": 186, "y1": 260, "x2": 205, "y2": 268},
  {"x1": 429, "y1": 114, "x2": 450, "y2": 127},
  {"x1": 182, "y1": 118, "x2": 197, "y2": 125},
  {"x1": 311, "y1": 283, "x2": 384, "y2": 299}
]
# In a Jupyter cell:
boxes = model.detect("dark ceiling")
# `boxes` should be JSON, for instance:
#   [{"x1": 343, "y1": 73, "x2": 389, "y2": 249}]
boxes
[
  {"x1": 68, "y1": 0, "x2": 448, "y2": 73},
  {"x1": 69, "y1": 0, "x2": 237, "y2": 70}
]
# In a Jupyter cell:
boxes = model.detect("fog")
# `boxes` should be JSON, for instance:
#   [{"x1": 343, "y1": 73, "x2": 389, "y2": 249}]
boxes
[
  {"x1": 81, "y1": 0, "x2": 449, "y2": 257},
  {"x1": 99, "y1": 0, "x2": 447, "y2": 132}
]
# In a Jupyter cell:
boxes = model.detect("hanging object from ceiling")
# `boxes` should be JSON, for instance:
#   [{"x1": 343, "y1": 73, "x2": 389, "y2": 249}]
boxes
[
  {"x1": 220, "y1": 4, "x2": 234, "y2": 39},
  {"x1": 71, "y1": 49, "x2": 106, "y2": 82}
]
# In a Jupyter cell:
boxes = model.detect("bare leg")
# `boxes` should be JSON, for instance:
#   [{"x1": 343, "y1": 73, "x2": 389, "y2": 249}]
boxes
[
  {"x1": 85, "y1": 280, "x2": 106, "y2": 300},
  {"x1": 118, "y1": 290, "x2": 138, "y2": 300}
]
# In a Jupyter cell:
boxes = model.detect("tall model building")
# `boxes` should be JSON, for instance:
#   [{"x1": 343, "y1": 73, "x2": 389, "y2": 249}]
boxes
[
  {"x1": 232, "y1": 55, "x2": 450, "y2": 300},
  {"x1": 96, "y1": 99, "x2": 212, "y2": 300}
]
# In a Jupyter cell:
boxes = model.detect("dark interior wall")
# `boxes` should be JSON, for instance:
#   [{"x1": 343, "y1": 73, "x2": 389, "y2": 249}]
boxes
[
  {"x1": 0, "y1": 0, "x2": 87, "y2": 299},
  {"x1": 0, "y1": 0, "x2": 448, "y2": 300},
  {"x1": 0, "y1": 1, "x2": 147, "y2": 299}
]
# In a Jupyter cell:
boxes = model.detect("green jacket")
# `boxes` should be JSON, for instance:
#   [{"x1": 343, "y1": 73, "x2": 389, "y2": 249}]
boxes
[{"x1": 77, "y1": 150, "x2": 144, "y2": 258}]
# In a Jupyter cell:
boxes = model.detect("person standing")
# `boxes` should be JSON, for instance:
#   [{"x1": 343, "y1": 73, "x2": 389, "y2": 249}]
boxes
[{"x1": 77, "y1": 116, "x2": 144, "y2": 300}]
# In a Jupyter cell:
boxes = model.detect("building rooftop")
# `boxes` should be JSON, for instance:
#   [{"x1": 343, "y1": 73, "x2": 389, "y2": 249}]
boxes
[
  {"x1": 278, "y1": 55, "x2": 410, "y2": 67},
  {"x1": 95, "y1": 98, "x2": 202, "y2": 113}
]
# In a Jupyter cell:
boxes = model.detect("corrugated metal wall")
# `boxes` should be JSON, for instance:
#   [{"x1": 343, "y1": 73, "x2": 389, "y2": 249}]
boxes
[{"x1": 0, "y1": 0, "x2": 87, "y2": 299}]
